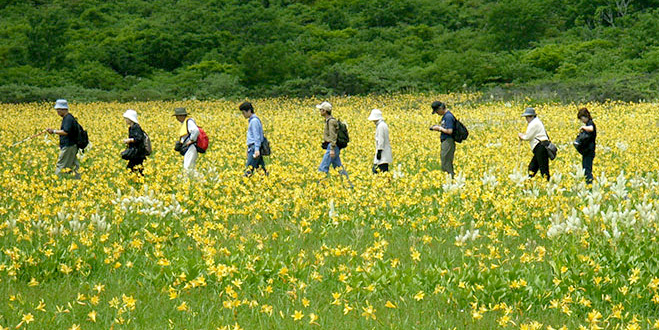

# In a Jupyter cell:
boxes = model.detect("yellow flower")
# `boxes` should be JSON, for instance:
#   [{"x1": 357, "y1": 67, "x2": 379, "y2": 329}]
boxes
[
  {"x1": 361, "y1": 303, "x2": 376, "y2": 320},
  {"x1": 413, "y1": 291, "x2": 425, "y2": 301},
  {"x1": 177, "y1": 301, "x2": 188, "y2": 311},
  {"x1": 291, "y1": 310, "x2": 304, "y2": 321},
  {"x1": 88, "y1": 310, "x2": 97, "y2": 322},
  {"x1": 384, "y1": 300, "x2": 397, "y2": 308},
  {"x1": 21, "y1": 313, "x2": 34, "y2": 324}
]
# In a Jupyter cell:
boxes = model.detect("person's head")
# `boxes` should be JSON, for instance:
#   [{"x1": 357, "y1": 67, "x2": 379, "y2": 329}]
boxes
[
  {"x1": 368, "y1": 109, "x2": 383, "y2": 123},
  {"x1": 173, "y1": 107, "x2": 188, "y2": 123},
  {"x1": 431, "y1": 101, "x2": 446, "y2": 115},
  {"x1": 577, "y1": 107, "x2": 592, "y2": 124},
  {"x1": 239, "y1": 101, "x2": 254, "y2": 119},
  {"x1": 123, "y1": 109, "x2": 139, "y2": 126},
  {"x1": 521, "y1": 107, "x2": 537, "y2": 123},
  {"x1": 316, "y1": 101, "x2": 332, "y2": 116},
  {"x1": 54, "y1": 99, "x2": 69, "y2": 118}
]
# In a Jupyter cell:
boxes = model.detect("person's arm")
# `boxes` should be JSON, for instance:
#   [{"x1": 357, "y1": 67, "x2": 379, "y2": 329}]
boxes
[
  {"x1": 518, "y1": 121, "x2": 537, "y2": 141},
  {"x1": 441, "y1": 115, "x2": 454, "y2": 135},
  {"x1": 328, "y1": 119, "x2": 338, "y2": 149},
  {"x1": 375, "y1": 124, "x2": 385, "y2": 159},
  {"x1": 580, "y1": 125, "x2": 594, "y2": 132},
  {"x1": 47, "y1": 128, "x2": 68, "y2": 136},
  {"x1": 187, "y1": 119, "x2": 200, "y2": 145}
]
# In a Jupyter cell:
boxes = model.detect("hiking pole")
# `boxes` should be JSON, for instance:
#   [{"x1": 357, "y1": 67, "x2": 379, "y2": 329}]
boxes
[{"x1": 11, "y1": 130, "x2": 47, "y2": 147}]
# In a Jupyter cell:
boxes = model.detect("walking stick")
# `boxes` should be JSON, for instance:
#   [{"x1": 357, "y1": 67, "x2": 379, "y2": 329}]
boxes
[{"x1": 11, "y1": 130, "x2": 47, "y2": 147}]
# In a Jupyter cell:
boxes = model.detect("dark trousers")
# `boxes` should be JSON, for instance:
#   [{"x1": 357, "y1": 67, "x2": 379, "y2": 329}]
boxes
[
  {"x1": 582, "y1": 151, "x2": 595, "y2": 184},
  {"x1": 245, "y1": 145, "x2": 266, "y2": 176},
  {"x1": 528, "y1": 143, "x2": 550, "y2": 181},
  {"x1": 372, "y1": 163, "x2": 389, "y2": 174},
  {"x1": 127, "y1": 158, "x2": 145, "y2": 176}
]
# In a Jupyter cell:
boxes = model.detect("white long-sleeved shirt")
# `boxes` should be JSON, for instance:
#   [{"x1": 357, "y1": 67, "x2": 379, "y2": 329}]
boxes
[
  {"x1": 180, "y1": 118, "x2": 200, "y2": 143},
  {"x1": 373, "y1": 120, "x2": 392, "y2": 165},
  {"x1": 520, "y1": 117, "x2": 548, "y2": 150}
]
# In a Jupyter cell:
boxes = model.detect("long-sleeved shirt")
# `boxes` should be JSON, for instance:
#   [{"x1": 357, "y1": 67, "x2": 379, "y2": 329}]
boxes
[
  {"x1": 520, "y1": 117, "x2": 548, "y2": 150},
  {"x1": 246, "y1": 114, "x2": 264, "y2": 150},
  {"x1": 179, "y1": 118, "x2": 200, "y2": 143},
  {"x1": 323, "y1": 117, "x2": 338, "y2": 148},
  {"x1": 128, "y1": 123, "x2": 146, "y2": 159},
  {"x1": 373, "y1": 120, "x2": 392, "y2": 165}
]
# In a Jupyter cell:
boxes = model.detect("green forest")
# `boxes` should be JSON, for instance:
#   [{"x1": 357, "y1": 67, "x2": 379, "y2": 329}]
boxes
[{"x1": 1, "y1": 0, "x2": 659, "y2": 103}]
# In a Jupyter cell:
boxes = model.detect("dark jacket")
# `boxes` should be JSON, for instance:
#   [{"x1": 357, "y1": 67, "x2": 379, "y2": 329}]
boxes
[{"x1": 127, "y1": 123, "x2": 147, "y2": 159}]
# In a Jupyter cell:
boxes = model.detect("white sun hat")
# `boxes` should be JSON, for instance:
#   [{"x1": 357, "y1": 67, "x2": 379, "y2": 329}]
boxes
[
  {"x1": 123, "y1": 109, "x2": 139, "y2": 124},
  {"x1": 54, "y1": 99, "x2": 69, "y2": 110},
  {"x1": 368, "y1": 108, "x2": 383, "y2": 121},
  {"x1": 315, "y1": 101, "x2": 332, "y2": 111}
]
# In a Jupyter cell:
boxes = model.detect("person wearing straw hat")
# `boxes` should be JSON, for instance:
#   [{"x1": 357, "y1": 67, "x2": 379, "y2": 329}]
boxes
[
  {"x1": 368, "y1": 109, "x2": 392, "y2": 174},
  {"x1": 46, "y1": 99, "x2": 80, "y2": 178},
  {"x1": 121, "y1": 109, "x2": 147, "y2": 175},
  {"x1": 518, "y1": 107, "x2": 550, "y2": 181},
  {"x1": 173, "y1": 107, "x2": 200, "y2": 172}
]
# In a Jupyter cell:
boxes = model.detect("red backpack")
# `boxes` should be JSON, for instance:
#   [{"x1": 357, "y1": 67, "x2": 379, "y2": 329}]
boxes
[{"x1": 196, "y1": 127, "x2": 209, "y2": 153}]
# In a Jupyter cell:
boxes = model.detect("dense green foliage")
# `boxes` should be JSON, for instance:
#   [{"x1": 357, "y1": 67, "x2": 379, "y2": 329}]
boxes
[{"x1": 1, "y1": 0, "x2": 659, "y2": 102}]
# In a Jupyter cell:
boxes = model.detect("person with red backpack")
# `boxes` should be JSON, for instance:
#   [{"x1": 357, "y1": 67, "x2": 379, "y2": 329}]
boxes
[{"x1": 173, "y1": 107, "x2": 201, "y2": 172}]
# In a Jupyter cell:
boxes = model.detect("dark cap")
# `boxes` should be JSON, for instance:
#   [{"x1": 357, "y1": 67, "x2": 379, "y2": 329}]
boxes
[{"x1": 431, "y1": 101, "x2": 446, "y2": 113}]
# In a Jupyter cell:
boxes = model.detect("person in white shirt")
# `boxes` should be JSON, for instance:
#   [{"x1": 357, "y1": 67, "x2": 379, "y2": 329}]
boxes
[
  {"x1": 368, "y1": 109, "x2": 392, "y2": 174},
  {"x1": 173, "y1": 107, "x2": 200, "y2": 172},
  {"x1": 517, "y1": 107, "x2": 550, "y2": 181}
]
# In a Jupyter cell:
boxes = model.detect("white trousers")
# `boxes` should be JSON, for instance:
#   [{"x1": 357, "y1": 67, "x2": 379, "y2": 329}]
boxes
[{"x1": 183, "y1": 146, "x2": 198, "y2": 171}]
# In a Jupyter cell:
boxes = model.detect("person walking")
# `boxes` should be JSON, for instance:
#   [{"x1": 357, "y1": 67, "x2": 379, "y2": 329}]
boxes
[
  {"x1": 518, "y1": 107, "x2": 550, "y2": 181},
  {"x1": 430, "y1": 101, "x2": 456, "y2": 178},
  {"x1": 46, "y1": 99, "x2": 80, "y2": 178},
  {"x1": 121, "y1": 109, "x2": 147, "y2": 175},
  {"x1": 575, "y1": 107, "x2": 596, "y2": 184},
  {"x1": 173, "y1": 107, "x2": 199, "y2": 172},
  {"x1": 240, "y1": 101, "x2": 267, "y2": 177},
  {"x1": 317, "y1": 101, "x2": 352, "y2": 186},
  {"x1": 368, "y1": 109, "x2": 392, "y2": 174}
]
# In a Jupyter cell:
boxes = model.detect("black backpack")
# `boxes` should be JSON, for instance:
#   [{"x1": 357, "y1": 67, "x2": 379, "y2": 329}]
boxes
[
  {"x1": 452, "y1": 119, "x2": 469, "y2": 143},
  {"x1": 73, "y1": 118, "x2": 89, "y2": 151},
  {"x1": 336, "y1": 120, "x2": 350, "y2": 149}
]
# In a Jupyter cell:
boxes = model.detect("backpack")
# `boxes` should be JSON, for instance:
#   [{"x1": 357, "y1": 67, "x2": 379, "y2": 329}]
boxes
[
  {"x1": 336, "y1": 120, "x2": 350, "y2": 149},
  {"x1": 143, "y1": 131, "x2": 152, "y2": 156},
  {"x1": 452, "y1": 118, "x2": 469, "y2": 143},
  {"x1": 73, "y1": 117, "x2": 89, "y2": 151},
  {"x1": 195, "y1": 127, "x2": 209, "y2": 153}
]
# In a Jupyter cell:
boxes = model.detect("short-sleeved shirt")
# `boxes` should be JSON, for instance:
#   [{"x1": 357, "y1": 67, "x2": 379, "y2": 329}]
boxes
[
  {"x1": 440, "y1": 111, "x2": 456, "y2": 141},
  {"x1": 60, "y1": 113, "x2": 77, "y2": 148},
  {"x1": 584, "y1": 119, "x2": 597, "y2": 153}
]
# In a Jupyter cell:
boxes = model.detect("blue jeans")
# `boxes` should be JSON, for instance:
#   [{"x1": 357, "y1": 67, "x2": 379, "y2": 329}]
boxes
[
  {"x1": 246, "y1": 145, "x2": 266, "y2": 176},
  {"x1": 582, "y1": 151, "x2": 595, "y2": 184},
  {"x1": 318, "y1": 145, "x2": 344, "y2": 173}
]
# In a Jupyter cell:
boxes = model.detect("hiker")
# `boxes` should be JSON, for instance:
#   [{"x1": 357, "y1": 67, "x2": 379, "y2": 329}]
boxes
[
  {"x1": 430, "y1": 101, "x2": 456, "y2": 178},
  {"x1": 368, "y1": 109, "x2": 392, "y2": 174},
  {"x1": 518, "y1": 107, "x2": 550, "y2": 181},
  {"x1": 46, "y1": 99, "x2": 80, "y2": 178},
  {"x1": 317, "y1": 101, "x2": 352, "y2": 185},
  {"x1": 173, "y1": 107, "x2": 199, "y2": 172},
  {"x1": 575, "y1": 107, "x2": 597, "y2": 184},
  {"x1": 240, "y1": 101, "x2": 267, "y2": 176},
  {"x1": 121, "y1": 109, "x2": 147, "y2": 175}
]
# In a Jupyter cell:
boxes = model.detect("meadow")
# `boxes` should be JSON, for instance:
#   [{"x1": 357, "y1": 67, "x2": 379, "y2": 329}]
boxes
[{"x1": 1, "y1": 94, "x2": 659, "y2": 329}]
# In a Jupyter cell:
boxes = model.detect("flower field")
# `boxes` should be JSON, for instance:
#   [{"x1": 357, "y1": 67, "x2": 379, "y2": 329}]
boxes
[{"x1": 1, "y1": 95, "x2": 659, "y2": 329}]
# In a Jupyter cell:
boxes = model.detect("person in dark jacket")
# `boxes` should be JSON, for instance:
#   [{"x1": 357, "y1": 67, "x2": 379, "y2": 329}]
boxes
[
  {"x1": 576, "y1": 108, "x2": 596, "y2": 184},
  {"x1": 122, "y1": 109, "x2": 146, "y2": 175},
  {"x1": 46, "y1": 99, "x2": 80, "y2": 179}
]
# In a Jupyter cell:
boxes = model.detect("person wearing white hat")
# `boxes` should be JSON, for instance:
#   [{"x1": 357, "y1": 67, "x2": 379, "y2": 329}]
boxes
[
  {"x1": 517, "y1": 107, "x2": 551, "y2": 181},
  {"x1": 121, "y1": 109, "x2": 147, "y2": 175},
  {"x1": 368, "y1": 109, "x2": 392, "y2": 174},
  {"x1": 46, "y1": 99, "x2": 80, "y2": 178}
]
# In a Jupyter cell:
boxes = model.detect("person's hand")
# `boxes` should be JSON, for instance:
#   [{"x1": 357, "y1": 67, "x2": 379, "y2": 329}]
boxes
[
  {"x1": 123, "y1": 138, "x2": 131, "y2": 144},
  {"x1": 518, "y1": 133, "x2": 524, "y2": 140},
  {"x1": 46, "y1": 128, "x2": 54, "y2": 134},
  {"x1": 330, "y1": 148, "x2": 336, "y2": 158},
  {"x1": 253, "y1": 149, "x2": 260, "y2": 158},
  {"x1": 185, "y1": 141, "x2": 193, "y2": 146}
]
